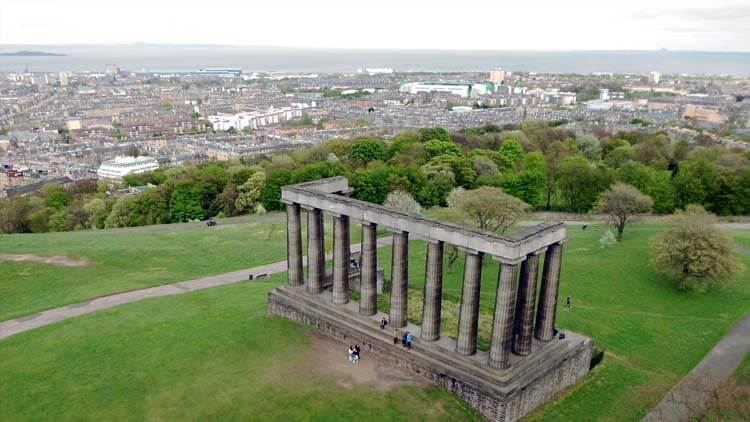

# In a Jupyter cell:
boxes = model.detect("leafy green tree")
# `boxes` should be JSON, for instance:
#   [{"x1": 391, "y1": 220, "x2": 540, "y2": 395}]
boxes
[
  {"x1": 472, "y1": 155, "x2": 500, "y2": 177},
  {"x1": 135, "y1": 186, "x2": 172, "y2": 225},
  {"x1": 0, "y1": 197, "x2": 31, "y2": 233},
  {"x1": 651, "y1": 205, "x2": 744, "y2": 292},
  {"x1": 259, "y1": 169, "x2": 292, "y2": 211},
  {"x1": 575, "y1": 134, "x2": 601, "y2": 162},
  {"x1": 542, "y1": 141, "x2": 570, "y2": 210},
  {"x1": 557, "y1": 155, "x2": 609, "y2": 212},
  {"x1": 500, "y1": 152, "x2": 547, "y2": 208},
  {"x1": 672, "y1": 159, "x2": 720, "y2": 210},
  {"x1": 169, "y1": 180, "x2": 205, "y2": 222},
  {"x1": 83, "y1": 198, "x2": 109, "y2": 229},
  {"x1": 418, "y1": 127, "x2": 451, "y2": 143},
  {"x1": 349, "y1": 138, "x2": 386, "y2": 163},
  {"x1": 105, "y1": 196, "x2": 139, "y2": 228},
  {"x1": 604, "y1": 145, "x2": 636, "y2": 168},
  {"x1": 428, "y1": 154, "x2": 477, "y2": 188},
  {"x1": 42, "y1": 184, "x2": 72, "y2": 210},
  {"x1": 350, "y1": 166, "x2": 391, "y2": 204},
  {"x1": 235, "y1": 171, "x2": 266, "y2": 212},
  {"x1": 596, "y1": 182, "x2": 653, "y2": 241},
  {"x1": 424, "y1": 139, "x2": 462, "y2": 158},
  {"x1": 48, "y1": 210, "x2": 69, "y2": 232},
  {"x1": 498, "y1": 138, "x2": 525, "y2": 165}
]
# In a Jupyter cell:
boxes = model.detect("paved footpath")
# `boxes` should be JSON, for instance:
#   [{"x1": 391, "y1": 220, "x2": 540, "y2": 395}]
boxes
[
  {"x1": 642, "y1": 311, "x2": 750, "y2": 421},
  {"x1": 0, "y1": 235, "x2": 393, "y2": 341}
]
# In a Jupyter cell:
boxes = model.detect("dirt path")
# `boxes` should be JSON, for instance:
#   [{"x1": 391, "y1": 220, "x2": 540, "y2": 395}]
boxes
[
  {"x1": 300, "y1": 331, "x2": 427, "y2": 391},
  {"x1": 0, "y1": 254, "x2": 90, "y2": 267},
  {"x1": 0, "y1": 235, "x2": 393, "y2": 340},
  {"x1": 642, "y1": 311, "x2": 750, "y2": 421}
]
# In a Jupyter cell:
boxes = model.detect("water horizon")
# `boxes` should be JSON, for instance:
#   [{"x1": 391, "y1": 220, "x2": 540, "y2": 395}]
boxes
[{"x1": 1, "y1": 45, "x2": 749, "y2": 75}]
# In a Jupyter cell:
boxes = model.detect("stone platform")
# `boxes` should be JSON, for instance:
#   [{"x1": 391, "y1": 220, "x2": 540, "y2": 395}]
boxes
[{"x1": 268, "y1": 284, "x2": 592, "y2": 422}]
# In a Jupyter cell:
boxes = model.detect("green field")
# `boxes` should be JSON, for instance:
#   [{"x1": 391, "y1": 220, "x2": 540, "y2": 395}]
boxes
[
  {"x1": 0, "y1": 274, "x2": 479, "y2": 421},
  {"x1": 0, "y1": 213, "x2": 376, "y2": 321},
  {"x1": 1, "y1": 217, "x2": 749, "y2": 420}
]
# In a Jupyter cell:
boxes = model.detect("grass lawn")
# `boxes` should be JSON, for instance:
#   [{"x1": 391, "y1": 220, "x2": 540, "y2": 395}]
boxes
[
  {"x1": 0, "y1": 273, "x2": 479, "y2": 420},
  {"x1": 369, "y1": 223, "x2": 750, "y2": 420},
  {"x1": 0, "y1": 212, "x2": 379, "y2": 321},
  {"x1": 1, "y1": 219, "x2": 749, "y2": 420}
]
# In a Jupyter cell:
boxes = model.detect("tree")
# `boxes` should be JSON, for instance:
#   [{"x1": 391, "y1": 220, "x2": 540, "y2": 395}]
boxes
[
  {"x1": 42, "y1": 184, "x2": 72, "y2": 210},
  {"x1": 498, "y1": 138, "x2": 525, "y2": 165},
  {"x1": 418, "y1": 127, "x2": 451, "y2": 143},
  {"x1": 349, "y1": 138, "x2": 386, "y2": 163},
  {"x1": 83, "y1": 198, "x2": 108, "y2": 229},
  {"x1": 557, "y1": 155, "x2": 609, "y2": 213},
  {"x1": 169, "y1": 180, "x2": 205, "y2": 222},
  {"x1": 596, "y1": 182, "x2": 653, "y2": 241},
  {"x1": 424, "y1": 139, "x2": 462, "y2": 158},
  {"x1": 651, "y1": 205, "x2": 744, "y2": 292},
  {"x1": 454, "y1": 186, "x2": 529, "y2": 233},
  {"x1": 259, "y1": 169, "x2": 292, "y2": 211},
  {"x1": 575, "y1": 134, "x2": 601, "y2": 162},
  {"x1": 383, "y1": 191, "x2": 422, "y2": 215},
  {"x1": 235, "y1": 171, "x2": 266, "y2": 212}
]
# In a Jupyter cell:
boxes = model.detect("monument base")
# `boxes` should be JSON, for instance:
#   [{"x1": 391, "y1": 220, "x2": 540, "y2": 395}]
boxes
[{"x1": 268, "y1": 284, "x2": 592, "y2": 422}]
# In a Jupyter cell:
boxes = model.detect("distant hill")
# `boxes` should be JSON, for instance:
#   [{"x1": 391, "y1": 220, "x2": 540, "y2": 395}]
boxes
[{"x1": 0, "y1": 50, "x2": 66, "y2": 57}]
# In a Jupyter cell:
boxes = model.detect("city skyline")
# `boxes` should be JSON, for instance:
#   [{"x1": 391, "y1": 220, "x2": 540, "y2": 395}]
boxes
[{"x1": 1, "y1": 0, "x2": 750, "y2": 52}]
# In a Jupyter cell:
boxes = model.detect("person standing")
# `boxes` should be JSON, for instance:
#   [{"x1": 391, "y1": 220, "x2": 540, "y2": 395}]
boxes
[
  {"x1": 348, "y1": 345, "x2": 354, "y2": 363},
  {"x1": 380, "y1": 317, "x2": 388, "y2": 330},
  {"x1": 401, "y1": 331, "x2": 408, "y2": 347},
  {"x1": 405, "y1": 331, "x2": 413, "y2": 349},
  {"x1": 354, "y1": 344, "x2": 361, "y2": 364},
  {"x1": 565, "y1": 295, "x2": 572, "y2": 309}
]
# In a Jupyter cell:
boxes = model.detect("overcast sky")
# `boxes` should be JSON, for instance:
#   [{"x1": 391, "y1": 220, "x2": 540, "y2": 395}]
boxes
[{"x1": 1, "y1": 0, "x2": 749, "y2": 51}]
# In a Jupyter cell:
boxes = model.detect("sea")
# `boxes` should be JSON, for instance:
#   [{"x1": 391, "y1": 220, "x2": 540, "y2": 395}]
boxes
[{"x1": 1, "y1": 45, "x2": 749, "y2": 75}]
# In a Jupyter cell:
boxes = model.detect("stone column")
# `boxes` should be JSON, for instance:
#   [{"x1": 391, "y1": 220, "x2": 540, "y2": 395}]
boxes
[
  {"x1": 359, "y1": 222, "x2": 378, "y2": 316},
  {"x1": 332, "y1": 214, "x2": 350, "y2": 305},
  {"x1": 421, "y1": 241, "x2": 444, "y2": 341},
  {"x1": 535, "y1": 242, "x2": 564, "y2": 341},
  {"x1": 305, "y1": 207, "x2": 325, "y2": 294},
  {"x1": 456, "y1": 251, "x2": 483, "y2": 355},
  {"x1": 488, "y1": 261, "x2": 520, "y2": 369},
  {"x1": 389, "y1": 231, "x2": 409, "y2": 328},
  {"x1": 286, "y1": 202, "x2": 303, "y2": 287},
  {"x1": 512, "y1": 252, "x2": 541, "y2": 356}
]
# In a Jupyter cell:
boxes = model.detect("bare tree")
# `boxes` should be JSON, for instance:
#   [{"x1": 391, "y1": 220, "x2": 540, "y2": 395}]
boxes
[
  {"x1": 597, "y1": 182, "x2": 653, "y2": 241},
  {"x1": 454, "y1": 186, "x2": 529, "y2": 233}
]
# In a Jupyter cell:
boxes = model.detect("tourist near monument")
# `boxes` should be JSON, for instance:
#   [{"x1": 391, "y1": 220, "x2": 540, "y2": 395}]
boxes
[{"x1": 268, "y1": 177, "x2": 592, "y2": 421}]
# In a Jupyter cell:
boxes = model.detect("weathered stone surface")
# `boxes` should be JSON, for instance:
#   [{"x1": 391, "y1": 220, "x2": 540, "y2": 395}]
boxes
[
  {"x1": 489, "y1": 263, "x2": 520, "y2": 369},
  {"x1": 512, "y1": 253, "x2": 540, "y2": 355},
  {"x1": 535, "y1": 243, "x2": 564, "y2": 342},
  {"x1": 306, "y1": 208, "x2": 325, "y2": 294},
  {"x1": 421, "y1": 241, "x2": 444, "y2": 341},
  {"x1": 457, "y1": 251, "x2": 483, "y2": 355},
  {"x1": 268, "y1": 285, "x2": 592, "y2": 422},
  {"x1": 286, "y1": 203, "x2": 303, "y2": 287},
  {"x1": 332, "y1": 214, "x2": 350, "y2": 304},
  {"x1": 359, "y1": 223, "x2": 378, "y2": 315},
  {"x1": 389, "y1": 231, "x2": 409, "y2": 328}
]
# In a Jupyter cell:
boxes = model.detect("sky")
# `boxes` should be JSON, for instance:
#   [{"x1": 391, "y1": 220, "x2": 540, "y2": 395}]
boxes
[{"x1": 1, "y1": 0, "x2": 749, "y2": 51}]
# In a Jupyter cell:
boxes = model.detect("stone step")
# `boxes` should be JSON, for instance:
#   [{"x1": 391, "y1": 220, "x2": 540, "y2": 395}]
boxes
[{"x1": 269, "y1": 285, "x2": 585, "y2": 397}]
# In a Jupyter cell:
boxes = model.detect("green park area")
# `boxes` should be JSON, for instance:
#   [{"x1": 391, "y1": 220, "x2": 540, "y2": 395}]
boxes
[{"x1": 1, "y1": 215, "x2": 749, "y2": 420}]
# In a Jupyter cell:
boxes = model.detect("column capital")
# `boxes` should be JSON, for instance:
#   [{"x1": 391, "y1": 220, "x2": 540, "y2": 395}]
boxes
[
  {"x1": 281, "y1": 199, "x2": 297, "y2": 206},
  {"x1": 300, "y1": 204, "x2": 318, "y2": 211},
  {"x1": 529, "y1": 247, "x2": 548, "y2": 256},
  {"x1": 491, "y1": 255, "x2": 525, "y2": 265},
  {"x1": 457, "y1": 246, "x2": 481, "y2": 255}
]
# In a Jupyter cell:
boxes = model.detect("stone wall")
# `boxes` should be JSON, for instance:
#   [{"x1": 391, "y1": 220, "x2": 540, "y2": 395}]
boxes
[{"x1": 268, "y1": 289, "x2": 592, "y2": 422}]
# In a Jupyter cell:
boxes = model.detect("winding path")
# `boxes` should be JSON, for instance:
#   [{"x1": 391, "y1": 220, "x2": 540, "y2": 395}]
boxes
[
  {"x1": 642, "y1": 311, "x2": 750, "y2": 421},
  {"x1": 0, "y1": 235, "x2": 393, "y2": 340}
]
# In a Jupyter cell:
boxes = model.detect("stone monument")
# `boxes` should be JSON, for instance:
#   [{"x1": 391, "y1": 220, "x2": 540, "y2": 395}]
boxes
[{"x1": 268, "y1": 177, "x2": 592, "y2": 421}]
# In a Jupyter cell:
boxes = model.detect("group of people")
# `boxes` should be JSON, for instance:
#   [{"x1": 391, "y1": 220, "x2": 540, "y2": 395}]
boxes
[
  {"x1": 347, "y1": 344, "x2": 361, "y2": 364},
  {"x1": 395, "y1": 330, "x2": 413, "y2": 349}
]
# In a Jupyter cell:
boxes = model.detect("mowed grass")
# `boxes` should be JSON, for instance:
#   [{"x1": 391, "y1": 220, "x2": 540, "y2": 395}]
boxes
[
  {"x1": 0, "y1": 273, "x2": 479, "y2": 420},
  {"x1": 1, "y1": 219, "x2": 749, "y2": 421},
  {"x1": 370, "y1": 223, "x2": 750, "y2": 420},
  {"x1": 0, "y1": 212, "x2": 375, "y2": 321}
]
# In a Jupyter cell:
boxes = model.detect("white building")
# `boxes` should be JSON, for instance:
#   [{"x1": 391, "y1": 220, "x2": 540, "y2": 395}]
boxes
[
  {"x1": 399, "y1": 81, "x2": 492, "y2": 98},
  {"x1": 58, "y1": 72, "x2": 69, "y2": 86},
  {"x1": 649, "y1": 71, "x2": 661, "y2": 84},
  {"x1": 365, "y1": 68, "x2": 394, "y2": 75},
  {"x1": 97, "y1": 156, "x2": 159, "y2": 182},
  {"x1": 208, "y1": 106, "x2": 304, "y2": 132}
]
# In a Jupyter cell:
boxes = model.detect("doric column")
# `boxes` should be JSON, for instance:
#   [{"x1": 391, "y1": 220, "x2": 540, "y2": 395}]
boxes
[
  {"x1": 389, "y1": 231, "x2": 409, "y2": 328},
  {"x1": 359, "y1": 222, "x2": 378, "y2": 315},
  {"x1": 332, "y1": 214, "x2": 350, "y2": 305},
  {"x1": 488, "y1": 261, "x2": 520, "y2": 369},
  {"x1": 305, "y1": 207, "x2": 325, "y2": 294},
  {"x1": 421, "y1": 241, "x2": 444, "y2": 341},
  {"x1": 285, "y1": 202, "x2": 303, "y2": 287},
  {"x1": 535, "y1": 242, "x2": 564, "y2": 341},
  {"x1": 456, "y1": 251, "x2": 483, "y2": 355},
  {"x1": 512, "y1": 252, "x2": 541, "y2": 356}
]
